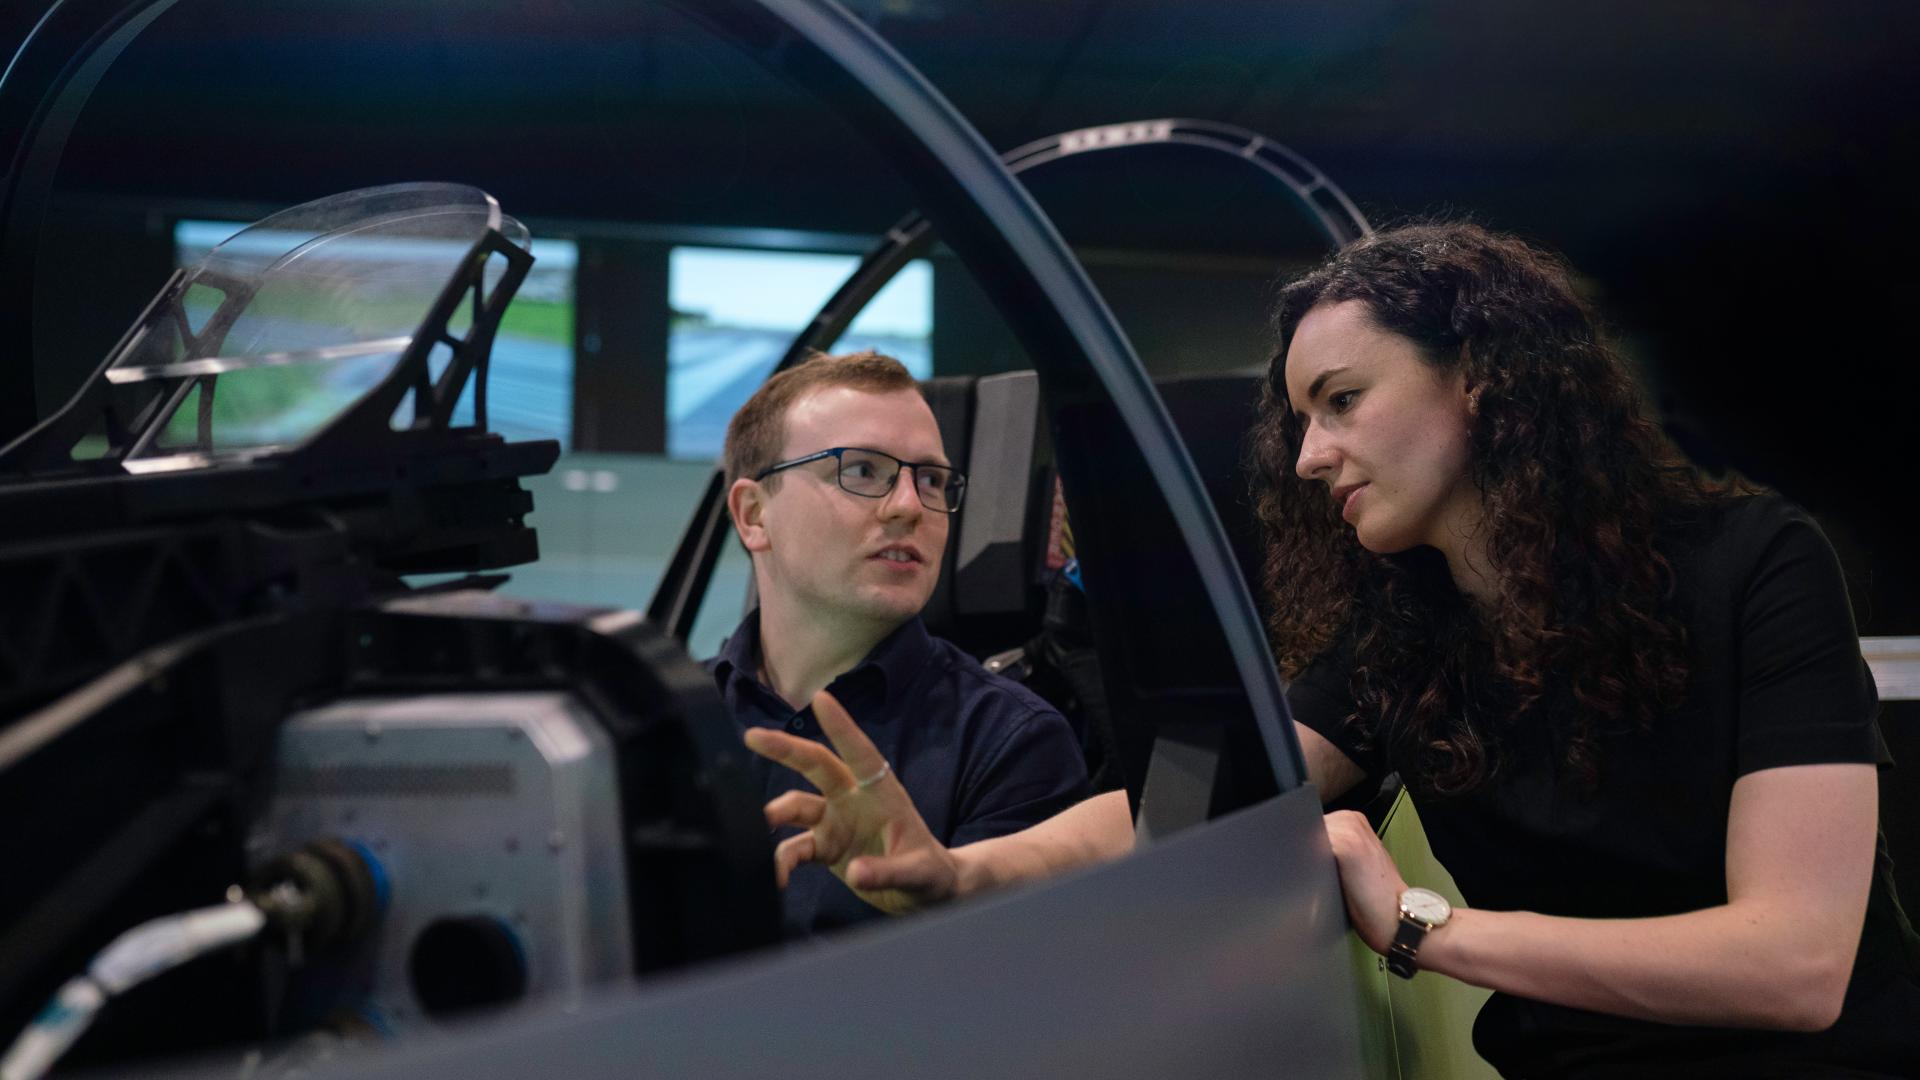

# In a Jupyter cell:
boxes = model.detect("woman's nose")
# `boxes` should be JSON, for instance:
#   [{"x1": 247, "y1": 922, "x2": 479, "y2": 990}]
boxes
[{"x1": 1295, "y1": 424, "x2": 1337, "y2": 480}]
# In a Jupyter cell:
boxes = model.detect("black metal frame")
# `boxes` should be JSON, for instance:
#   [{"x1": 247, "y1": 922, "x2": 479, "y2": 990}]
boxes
[
  {"x1": 0, "y1": 0, "x2": 191, "y2": 442},
  {"x1": 789, "y1": 118, "x2": 1369, "y2": 377},
  {"x1": 649, "y1": 118, "x2": 1367, "y2": 646}
]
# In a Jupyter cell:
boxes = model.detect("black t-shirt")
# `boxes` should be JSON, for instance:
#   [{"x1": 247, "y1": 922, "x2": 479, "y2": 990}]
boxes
[{"x1": 1289, "y1": 494, "x2": 1920, "y2": 1077}]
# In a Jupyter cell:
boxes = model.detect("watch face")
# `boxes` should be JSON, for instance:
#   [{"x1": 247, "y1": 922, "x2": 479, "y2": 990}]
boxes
[{"x1": 1400, "y1": 887, "x2": 1452, "y2": 926}]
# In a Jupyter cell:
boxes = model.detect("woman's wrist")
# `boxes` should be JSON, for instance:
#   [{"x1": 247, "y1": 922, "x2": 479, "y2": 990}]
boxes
[{"x1": 1411, "y1": 905, "x2": 1485, "y2": 984}]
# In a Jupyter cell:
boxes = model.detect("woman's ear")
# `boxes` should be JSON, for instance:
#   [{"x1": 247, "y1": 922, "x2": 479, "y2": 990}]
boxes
[
  {"x1": 1451, "y1": 363, "x2": 1483, "y2": 418},
  {"x1": 1456, "y1": 344, "x2": 1482, "y2": 416},
  {"x1": 728, "y1": 477, "x2": 772, "y2": 553}
]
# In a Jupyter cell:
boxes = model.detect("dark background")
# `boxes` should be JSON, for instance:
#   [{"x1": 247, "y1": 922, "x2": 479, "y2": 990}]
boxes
[
  {"x1": 2, "y1": 0, "x2": 1914, "y2": 623},
  {"x1": 2, "y1": 0, "x2": 1916, "y2": 933}
]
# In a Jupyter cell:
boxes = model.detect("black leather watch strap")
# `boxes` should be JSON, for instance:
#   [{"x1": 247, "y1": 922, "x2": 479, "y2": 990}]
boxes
[{"x1": 1385, "y1": 917, "x2": 1427, "y2": 979}]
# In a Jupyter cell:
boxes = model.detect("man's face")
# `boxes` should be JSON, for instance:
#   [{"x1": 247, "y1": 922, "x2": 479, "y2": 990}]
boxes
[{"x1": 745, "y1": 385, "x2": 951, "y2": 633}]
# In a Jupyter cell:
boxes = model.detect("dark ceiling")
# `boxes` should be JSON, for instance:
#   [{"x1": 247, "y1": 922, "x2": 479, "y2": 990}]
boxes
[
  {"x1": 17, "y1": 0, "x2": 1916, "y2": 257},
  {"x1": 5, "y1": 0, "x2": 1918, "y2": 617}
]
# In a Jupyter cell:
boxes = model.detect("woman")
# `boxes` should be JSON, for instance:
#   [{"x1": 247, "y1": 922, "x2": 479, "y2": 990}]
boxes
[{"x1": 746, "y1": 223, "x2": 1918, "y2": 1076}]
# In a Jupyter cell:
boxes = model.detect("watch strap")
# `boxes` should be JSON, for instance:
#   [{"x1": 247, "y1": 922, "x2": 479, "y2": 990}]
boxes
[{"x1": 1385, "y1": 915, "x2": 1428, "y2": 979}]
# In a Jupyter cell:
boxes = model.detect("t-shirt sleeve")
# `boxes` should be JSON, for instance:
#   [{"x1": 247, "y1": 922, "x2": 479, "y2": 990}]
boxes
[
  {"x1": 949, "y1": 706, "x2": 1092, "y2": 847},
  {"x1": 1286, "y1": 632, "x2": 1388, "y2": 785},
  {"x1": 1733, "y1": 505, "x2": 1885, "y2": 775}
]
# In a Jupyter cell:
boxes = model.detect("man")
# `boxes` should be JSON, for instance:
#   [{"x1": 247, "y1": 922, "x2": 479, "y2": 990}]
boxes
[{"x1": 715, "y1": 349, "x2": 1089, "y2": 936}]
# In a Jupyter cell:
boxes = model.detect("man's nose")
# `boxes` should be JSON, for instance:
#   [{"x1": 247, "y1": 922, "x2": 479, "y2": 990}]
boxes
[{"x1": 877, "y1": 465, "x2": 924, "y2": 519}]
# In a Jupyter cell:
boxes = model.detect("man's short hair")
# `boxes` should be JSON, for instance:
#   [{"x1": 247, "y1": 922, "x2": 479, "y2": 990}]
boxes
[{"x1": 722, "y1": 349, "x2": 922, "y2": 490}]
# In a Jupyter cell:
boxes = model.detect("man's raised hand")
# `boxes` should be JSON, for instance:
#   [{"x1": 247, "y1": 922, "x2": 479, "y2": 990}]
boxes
[{"x1": 742, "y1": 689, "x2": 961, "y2": 915}]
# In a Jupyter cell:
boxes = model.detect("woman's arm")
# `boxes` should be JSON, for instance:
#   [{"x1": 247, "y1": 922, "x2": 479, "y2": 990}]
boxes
[
  {"x1": 1328, "y1": 761, "x2": 1878, "y2": 1031},
  {"x1": 1297, "y1": 722, "x2": 1368, "y2": 803}
]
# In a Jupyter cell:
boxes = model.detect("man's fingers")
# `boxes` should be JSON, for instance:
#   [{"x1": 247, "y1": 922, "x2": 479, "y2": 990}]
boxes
[
  {"x1": 764, "y1": 789, "x2": 826, "y2": 831},
  {"x1": 773, "y1": 830, "x2": 817, "y2": 889},
  {"x1": 846, "y1": 848, "x2": 943, "y2": 897},
  {"x1": 743, "y1": 726, "x2": 856, "y2": 797},
  {"x1": 810, "y1": 690, "x2": 890, "y2": 787}
]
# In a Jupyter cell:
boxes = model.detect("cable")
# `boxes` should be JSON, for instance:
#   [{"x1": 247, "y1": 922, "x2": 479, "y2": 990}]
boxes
[{"x1": 0, "y1": 900, "x2": 266, "y2": 1080}]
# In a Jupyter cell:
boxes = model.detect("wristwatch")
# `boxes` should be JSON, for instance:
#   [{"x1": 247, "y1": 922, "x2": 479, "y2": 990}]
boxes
[{"x1": 1385, "y1": 887, "x2": 1452, "y2": 979}]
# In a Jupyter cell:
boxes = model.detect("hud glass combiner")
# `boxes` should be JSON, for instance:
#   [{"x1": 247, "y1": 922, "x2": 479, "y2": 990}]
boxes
[{"x1": 0, "y1": 182, "x2": 533, "y2": 476}]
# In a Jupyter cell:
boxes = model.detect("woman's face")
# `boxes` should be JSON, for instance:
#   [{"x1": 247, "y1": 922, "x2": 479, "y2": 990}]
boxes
[{"x1": 1283, "y1": 299, "x2": 1481, "y2": 557}]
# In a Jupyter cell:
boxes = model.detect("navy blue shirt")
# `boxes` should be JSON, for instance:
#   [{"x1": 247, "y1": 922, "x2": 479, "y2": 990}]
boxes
[{"x1": 712, "y1": 610, "x2": 1090, "y2": 937}]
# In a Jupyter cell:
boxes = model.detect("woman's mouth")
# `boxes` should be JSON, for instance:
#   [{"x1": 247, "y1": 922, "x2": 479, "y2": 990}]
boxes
[{"x1": 1338, "y1": 484, "x2": 1367, "y2": 522}]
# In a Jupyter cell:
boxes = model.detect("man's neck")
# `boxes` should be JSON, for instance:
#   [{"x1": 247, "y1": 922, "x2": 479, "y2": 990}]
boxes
[{"x1": 755, "y1": 595, "x2": 897, "y2": 711}]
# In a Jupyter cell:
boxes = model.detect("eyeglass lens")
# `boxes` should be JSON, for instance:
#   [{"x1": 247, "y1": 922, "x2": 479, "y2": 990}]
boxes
[{"x1": 837, "y1": 449, "x2": 964, "y2": 511}]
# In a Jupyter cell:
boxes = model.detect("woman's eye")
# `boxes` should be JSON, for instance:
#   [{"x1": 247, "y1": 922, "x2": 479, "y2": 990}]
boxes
[{"x1": 1330, "y1": 390, "x2": 1359, "y2": 412}]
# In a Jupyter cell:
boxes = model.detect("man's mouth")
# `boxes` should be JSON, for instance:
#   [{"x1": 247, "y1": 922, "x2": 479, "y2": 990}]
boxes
[{"x1": 872, "y1": 546, "x2": 922, "y2": 564}]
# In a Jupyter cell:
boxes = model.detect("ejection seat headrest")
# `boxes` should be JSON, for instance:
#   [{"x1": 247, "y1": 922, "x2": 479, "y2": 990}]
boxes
[
  {"x1": 915, "y1": 367, "x2": 1271, "y2": 658},
  {"x1": 916, "y1": 372, "x2": 1049, "y2": 656}
]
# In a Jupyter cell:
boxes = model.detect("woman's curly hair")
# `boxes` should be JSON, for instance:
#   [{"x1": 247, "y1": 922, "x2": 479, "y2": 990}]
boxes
[{"x1": 1251, "y1": 222, "x2": 1734, "y2": 797}]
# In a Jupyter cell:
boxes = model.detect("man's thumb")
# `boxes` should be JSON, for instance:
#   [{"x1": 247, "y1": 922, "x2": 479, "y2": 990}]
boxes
[{"x1": 847, "y1": 848, "x2": 941, "y2": 896}]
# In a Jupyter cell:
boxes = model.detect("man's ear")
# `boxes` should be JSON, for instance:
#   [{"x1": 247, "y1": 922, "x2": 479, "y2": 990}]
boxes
[{"x1": 728, "y1": 477, "x2": 773, "y2": 553}]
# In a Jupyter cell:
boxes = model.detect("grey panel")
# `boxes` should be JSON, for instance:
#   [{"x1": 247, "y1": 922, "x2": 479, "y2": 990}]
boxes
[
  {"x1": 253, "y1": 693, "x2": 633, "y2": 1031},
  {"x1": 918, "y1": 375, "x2": 977, "y2": 633},
  {"x1": 955, "y1": 370, "x2": 1041, "y2": 616},
  {"x1": 195, "y1": 785, "x2": 1364, "y2": 1080}
]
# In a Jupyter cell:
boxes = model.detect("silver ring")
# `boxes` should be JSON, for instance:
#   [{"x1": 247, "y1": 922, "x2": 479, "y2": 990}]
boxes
[{"x1": 855, "y1": 761, "x2": 892, "y2": 790}]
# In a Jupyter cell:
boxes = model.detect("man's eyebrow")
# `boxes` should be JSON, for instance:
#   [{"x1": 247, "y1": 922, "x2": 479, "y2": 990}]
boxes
[
  {"x1": 1304, "y1": 365, "x2": 1352, "y2": 406},
  {"x1": 867, "y1": 447, "x2": 950, "y2": 470}
]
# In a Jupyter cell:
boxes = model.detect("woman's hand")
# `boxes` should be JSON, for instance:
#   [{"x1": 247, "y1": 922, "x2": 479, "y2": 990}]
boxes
[
  {"x1": 1323, "y1": 809, "x2": 1410, "y2": 954},
  {"x1": 742, "y1": 689, "x2": 960, "y2": 916}
]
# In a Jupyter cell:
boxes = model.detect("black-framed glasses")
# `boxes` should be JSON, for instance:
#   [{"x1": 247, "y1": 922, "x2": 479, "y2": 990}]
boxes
[{"x1": 755, "y1": 446, "x2": 967, "y2": 513}]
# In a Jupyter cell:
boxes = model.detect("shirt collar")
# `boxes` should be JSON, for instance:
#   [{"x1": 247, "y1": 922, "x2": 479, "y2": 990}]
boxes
[
  {"x1": 846, "y1": 615, "x2": 934, "y2": 712},
  {"x1": 713, "y1": 609, "x2": 934, "y2": 721},
  {"x1": 712, "y1": 607, "x2": 765, "y2": 689}
]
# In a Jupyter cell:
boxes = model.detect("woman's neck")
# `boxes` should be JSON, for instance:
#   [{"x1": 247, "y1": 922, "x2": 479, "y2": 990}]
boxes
[{"x1": 1434, "y1": 492, "x2": 1501, "y2": 608}]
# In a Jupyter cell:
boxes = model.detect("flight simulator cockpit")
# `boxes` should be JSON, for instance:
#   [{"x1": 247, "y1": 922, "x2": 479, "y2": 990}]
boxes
[
  {"x1": 4, "y1": 1, "x2": 1912, "y2": 1078},
  {"x1": 0, "y1": 3, "x2": 1390, "y2": 1075}
]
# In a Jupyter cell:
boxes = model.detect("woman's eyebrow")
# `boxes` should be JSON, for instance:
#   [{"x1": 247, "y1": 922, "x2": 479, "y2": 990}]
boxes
[{"x1": 1305, "y1": 365, "x2": 1353, "y2": 405}]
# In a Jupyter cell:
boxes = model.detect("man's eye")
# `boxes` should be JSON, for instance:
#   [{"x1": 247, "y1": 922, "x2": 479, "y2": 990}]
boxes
[{"x1": 845, "y1": 461, "x2": 878, "y2": 480}]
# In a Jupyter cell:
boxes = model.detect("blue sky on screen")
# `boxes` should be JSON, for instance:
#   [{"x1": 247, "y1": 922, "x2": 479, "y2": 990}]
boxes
[{"x1": 668, "y1": 246, "x2": 930, "y2": 337}]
